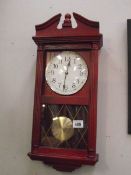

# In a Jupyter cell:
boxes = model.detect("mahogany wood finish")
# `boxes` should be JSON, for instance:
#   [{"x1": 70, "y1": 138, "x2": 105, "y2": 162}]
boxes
[{"x1": 28, "y1": 13, "x2": 103, "y2": 171}]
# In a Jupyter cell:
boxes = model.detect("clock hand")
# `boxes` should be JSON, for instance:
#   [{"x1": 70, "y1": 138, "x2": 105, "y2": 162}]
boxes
[
  {"x1": 63, "y1": 71, "x2": 67, "y2": 90},
  {"x1": 65, "y1": 59, "x2": 70, "y2": 76},
  {"x1": 63, "y1": 60, "x2": 71, "y2": 91}
]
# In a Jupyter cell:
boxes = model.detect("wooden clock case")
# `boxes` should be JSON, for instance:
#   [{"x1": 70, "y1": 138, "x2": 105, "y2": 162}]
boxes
[{"x1": 28, "y1": 13, "x2": 103, "y2": 172}]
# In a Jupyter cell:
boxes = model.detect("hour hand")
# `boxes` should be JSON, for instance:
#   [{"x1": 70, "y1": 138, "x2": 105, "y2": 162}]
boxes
[{"x1": 65, "y1": 60, "x2": 70, "y2": 75}]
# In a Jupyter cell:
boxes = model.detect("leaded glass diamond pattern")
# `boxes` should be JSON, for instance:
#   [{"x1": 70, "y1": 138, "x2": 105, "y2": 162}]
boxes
[{"x1": 41, "y1": 104, "x2": 88, "y2": 150}]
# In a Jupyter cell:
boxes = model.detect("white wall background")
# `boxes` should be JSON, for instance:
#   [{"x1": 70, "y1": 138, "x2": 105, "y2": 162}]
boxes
[{"x1": 0, "y1": 0, "x2": 131, "y2": 175}]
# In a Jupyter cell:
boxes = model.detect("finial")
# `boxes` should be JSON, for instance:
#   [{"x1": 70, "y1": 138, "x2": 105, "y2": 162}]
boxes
[{"x1": 62, "y1": 13, "x2": 72, "y2": 28}]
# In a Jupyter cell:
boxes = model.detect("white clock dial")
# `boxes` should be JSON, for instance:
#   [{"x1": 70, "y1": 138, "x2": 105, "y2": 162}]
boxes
[{"x1": 45, "y1": 51, "x2": 88, "y2": 95}]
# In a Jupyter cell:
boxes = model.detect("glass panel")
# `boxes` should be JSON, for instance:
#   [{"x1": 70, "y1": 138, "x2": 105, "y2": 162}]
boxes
[
  {"x1": 40, "y1": 104, "x2": 88, "y2": 150},
  {"x1": 45, "y1": 51, "x2": 88, "y2": 95}
]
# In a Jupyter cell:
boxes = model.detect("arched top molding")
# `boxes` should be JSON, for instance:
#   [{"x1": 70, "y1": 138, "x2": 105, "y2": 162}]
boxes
[{"x1": 33, "y1": 12, "x2": 103, "y2": 49}]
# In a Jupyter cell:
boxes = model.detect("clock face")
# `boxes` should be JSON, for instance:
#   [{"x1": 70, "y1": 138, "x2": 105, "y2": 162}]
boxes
[{"x1": 45, "y1": 51, "x2": 88, "y2": 95}]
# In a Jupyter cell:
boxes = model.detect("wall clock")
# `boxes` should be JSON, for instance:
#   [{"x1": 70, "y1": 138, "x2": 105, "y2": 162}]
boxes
[{"x1": 28, "y1": 13, "x2": 103, "y2": 172}]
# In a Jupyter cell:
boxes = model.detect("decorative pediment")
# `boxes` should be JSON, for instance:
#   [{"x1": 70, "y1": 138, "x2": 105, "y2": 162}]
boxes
[{"x1": 33, "y1": 13, "x2": 102, "y2": 48}]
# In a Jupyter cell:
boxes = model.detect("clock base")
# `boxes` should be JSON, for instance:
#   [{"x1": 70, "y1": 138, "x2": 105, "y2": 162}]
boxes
[
  {"x1": 44, "y1": 160, "x2": 81, "y2": 172},
  {"x1": 28, "y1": 152, "x2": 98, "y2": 172}
]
